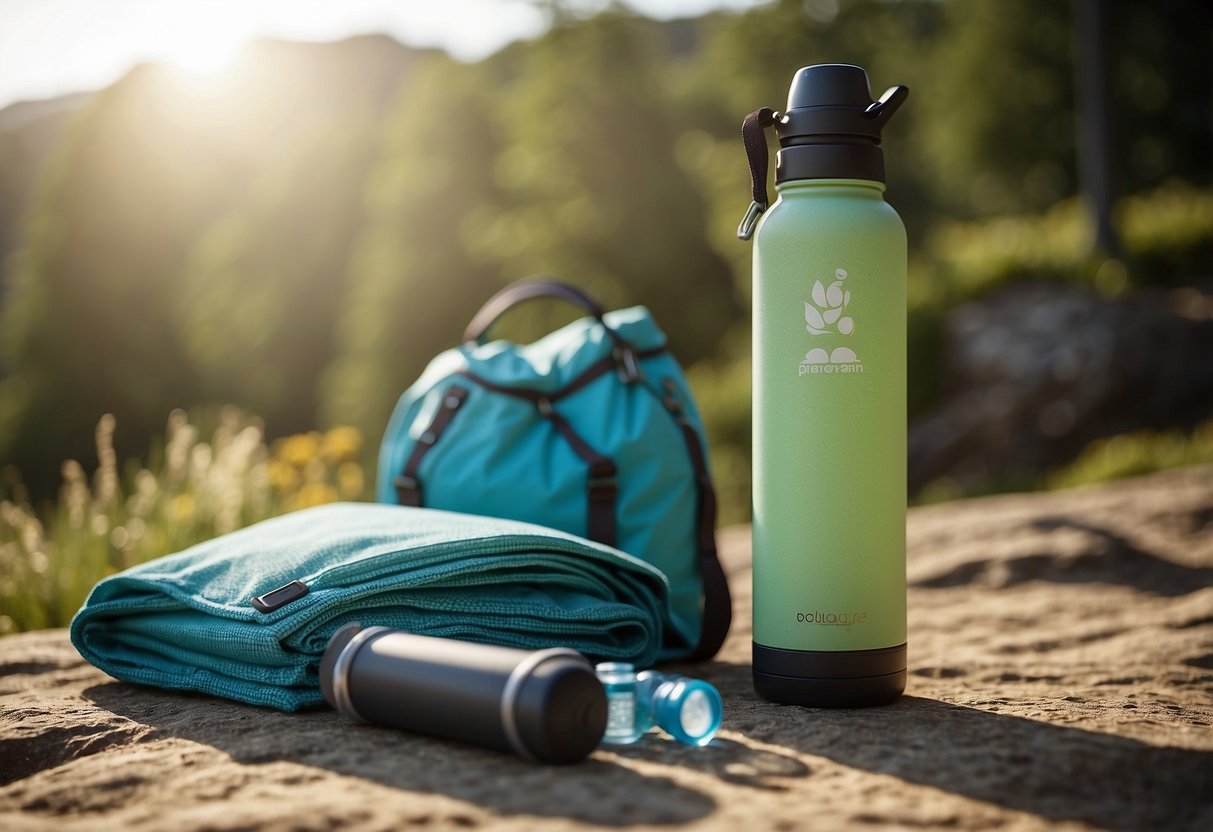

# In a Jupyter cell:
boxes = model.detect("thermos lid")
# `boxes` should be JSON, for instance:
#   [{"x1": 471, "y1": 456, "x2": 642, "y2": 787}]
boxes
[
  {"x1": 780, "y1": 64, "x2": 905, "y2": 141},
  {"x1": 775, "y1": 64, "x2": 907, "y2": 184},
  {"x1": 787, "y1": 63, "x2": 876, "y2": 109},
  {"x1": 737, "y1": 63, "x2": 907, "y2": 239}
]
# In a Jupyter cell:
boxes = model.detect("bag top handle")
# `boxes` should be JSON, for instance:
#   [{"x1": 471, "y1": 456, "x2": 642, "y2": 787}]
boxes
[{"x1": 464, "y1": 278, "x2": 613, "y2": 346}]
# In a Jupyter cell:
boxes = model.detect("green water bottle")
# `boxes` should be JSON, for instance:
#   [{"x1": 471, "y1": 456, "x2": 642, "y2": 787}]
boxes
[{"x1": 738, "y1": 64, "x2": 909, "y2": 707}]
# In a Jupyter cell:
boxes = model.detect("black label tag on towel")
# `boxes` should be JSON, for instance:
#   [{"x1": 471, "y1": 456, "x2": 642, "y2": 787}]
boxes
[{"x1": 251, "y1": 580, "x2": 309, "y2": 613}]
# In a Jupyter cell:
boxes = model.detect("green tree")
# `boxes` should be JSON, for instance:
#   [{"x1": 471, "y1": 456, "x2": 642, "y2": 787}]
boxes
[
  {"x1": 176, "y1": 37, "x2": 412, "y2": 435},
  {"x1": 470, "y1": 12, "x2": 742, "y2": 361},
  {"x1": 321, "y1": 54, "x2": 508, "y2": 438}
]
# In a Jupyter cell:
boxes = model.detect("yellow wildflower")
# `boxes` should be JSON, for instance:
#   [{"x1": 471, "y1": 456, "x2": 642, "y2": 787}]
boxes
[
  {"x1": 267, "y1": 459, "x2": 300, "y2": 493},
  {"x1": 322, "y1": 426, "x2": 363, "y2": 464},
  {"x1": 289, "y1": 483, "x2": 338, "y2": 510},
  {"x1": 303, "y1": 457, "x2": 327, "y2": 485},
  {"x1": 337, "y1": 462, "x2": 364, "y2": 500},
  {"x1": 171, "y1": 493, "x2": 196, "y2": 524},
  {"x1": 275, "y1": 432, "x2": 322, "y2": 469}
]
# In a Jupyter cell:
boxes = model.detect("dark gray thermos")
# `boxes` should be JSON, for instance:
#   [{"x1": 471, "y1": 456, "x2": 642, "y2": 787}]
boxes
[{"x1": 320, "y1": 624, "x2": 608, "y2": 764}]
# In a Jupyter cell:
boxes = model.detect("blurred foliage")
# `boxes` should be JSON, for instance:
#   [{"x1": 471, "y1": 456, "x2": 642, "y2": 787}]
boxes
[
  {"x1": 0, "y1": 0, "x2": 1210, "y2": 520},
  {"x1": 916, "y1": 419, "x2": 1213, "y2": 505},
  {"x1": 0, "y1": 409, "x2": 364, "y2": 633},
  {"x1": 910, "y1": 181, "x2": 1213, "y2": 309},
  {"x1": 1046, "y1": 421, "x2": 1213, "y2": 491}
]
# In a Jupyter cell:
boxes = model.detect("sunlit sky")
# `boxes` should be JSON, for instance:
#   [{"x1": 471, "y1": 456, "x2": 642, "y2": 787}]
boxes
[{"x1": 0, "y1": 0, "x2": 769, "y2": 110}]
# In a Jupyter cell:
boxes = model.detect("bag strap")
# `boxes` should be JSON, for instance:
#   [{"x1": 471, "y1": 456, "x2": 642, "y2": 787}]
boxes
[
  {"x1": 464, "y1": 277, "x2": 643, "y2": 383},
  {"x1": 659, "y1": 379, "x2": 732, "y2": 661},
  {"x1": 535, "y1": 397, "x2": 618, "y2": 547},
  {"x1": 676, "y1": 418, "x2": 731, "y2": 661},
  {"x1": 465, "y1": 278, "x2": 606, "y2": 345},
  {"x1": 393, "y1": 385, "x2": 470, "y2": 507}
]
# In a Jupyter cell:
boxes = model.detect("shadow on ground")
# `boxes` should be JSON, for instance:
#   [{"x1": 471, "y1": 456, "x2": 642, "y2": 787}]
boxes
[
  {"x1": 84, "y1": 681, "x2": 720, "y2": 826},
  {"x1": 718, "y1": 675, "x2": 1213, "y2": 831},
  {"x1": 82, "y1": 663, "x2": 1213, "y2": 831},
  {"x1": 913, "y1": 515, "x2": 1213, "y2": 596}
]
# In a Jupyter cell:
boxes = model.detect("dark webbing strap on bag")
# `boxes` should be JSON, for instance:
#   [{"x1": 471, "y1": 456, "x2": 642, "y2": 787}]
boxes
[
  {"x1": 676, "y1": 419, "x2": 731, "y2": 661},
  {"x1": 536, "y1": 397, "x2": 618, "y2": 548},
  {"x1": 393, "y1": 385, "x2": 469, "y2": 507},
  {"x1": 659, "y1": 379, "x2": 732, "y2": 661}
]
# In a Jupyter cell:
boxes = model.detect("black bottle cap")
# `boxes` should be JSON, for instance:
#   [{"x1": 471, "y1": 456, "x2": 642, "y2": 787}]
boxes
[
  {"x1": 775, "y1": 64, "x2": 907, "y2": 184},
  {"x1": 513, "y1": 654, "x2": 607, "y2": 764},
  {"x1": 787, "y1": 62, "x2": 876, "y2": 110}
]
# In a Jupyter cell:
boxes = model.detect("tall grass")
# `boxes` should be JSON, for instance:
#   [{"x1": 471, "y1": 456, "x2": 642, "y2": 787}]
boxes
[{"x1": 0, "y1": 408, "x2": 365, "y2": 634}]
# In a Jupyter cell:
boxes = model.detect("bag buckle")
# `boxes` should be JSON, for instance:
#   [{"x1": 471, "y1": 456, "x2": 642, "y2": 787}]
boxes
[
  {"x1": 588, "y1": 459, "x2": 618, "y2": 493},
  {"x1": 661, "y1": 378, "x2": 684, "y2": 414},
  {"x1": 612, "y1": 345, "x2": 643, "y2": 383},
  {"x1": 589, "y1": 474, "x2": 618, "y2": 491},
  {"x1": 394, "y1": 474, "x2": 422, "y2": 506}
]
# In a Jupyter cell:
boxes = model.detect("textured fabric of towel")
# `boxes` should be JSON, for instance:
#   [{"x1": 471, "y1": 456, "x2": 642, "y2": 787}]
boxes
[{"x1": 70, "y1": 503, "x2": 670, "y2": 711}]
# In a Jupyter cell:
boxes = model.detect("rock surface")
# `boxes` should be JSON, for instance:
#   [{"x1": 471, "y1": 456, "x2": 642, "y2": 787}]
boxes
[
  {"x1": 3, "y1": 466, "x2": 1212, "y2": 831},
  {"x1": 908, "y1": 283, "x2": 1213, "y2": 492}
]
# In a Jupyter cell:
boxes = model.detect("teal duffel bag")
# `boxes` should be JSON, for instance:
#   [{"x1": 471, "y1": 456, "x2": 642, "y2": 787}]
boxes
[
  {"x1": 71, "y1": 502, "x2": 672, "y2": 711},
  {"x1": 376, "y1": 279, "x2": 732, "y2": 661}
]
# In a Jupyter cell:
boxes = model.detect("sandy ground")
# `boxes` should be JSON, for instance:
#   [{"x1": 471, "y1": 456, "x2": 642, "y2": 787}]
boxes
[{"x1": 2, "y1": 466, "x2": 1212, "y2": 831}]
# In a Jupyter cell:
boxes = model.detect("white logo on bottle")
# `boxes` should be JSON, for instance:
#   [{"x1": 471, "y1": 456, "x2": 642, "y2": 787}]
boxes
[{"x1": 800, "y1": 268, "x2": 863, "y2": 376}]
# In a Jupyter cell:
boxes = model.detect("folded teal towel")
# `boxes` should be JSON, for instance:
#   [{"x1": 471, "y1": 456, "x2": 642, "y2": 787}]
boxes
[{"x1": 70, "y1": 503, "x2": 670, "y2": 711}]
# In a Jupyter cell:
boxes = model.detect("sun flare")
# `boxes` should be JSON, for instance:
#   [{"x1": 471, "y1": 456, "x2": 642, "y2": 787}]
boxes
[
  {"x1": 166, "y1": 38, "x2": 242, "y2": 76},
  {"x1": 150, "y1": 14, "x2": 247, "y2": 76}
]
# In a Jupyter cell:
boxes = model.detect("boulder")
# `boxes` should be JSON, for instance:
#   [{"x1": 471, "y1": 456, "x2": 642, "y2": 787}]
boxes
[{"x1": 909, "y1": 283, "x2": 1213, "y2": 492}]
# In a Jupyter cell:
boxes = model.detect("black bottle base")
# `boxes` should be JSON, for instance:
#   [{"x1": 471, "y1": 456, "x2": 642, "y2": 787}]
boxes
[{"x1": 753, "y1": 642, "x2": 907, "y2": 708}]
